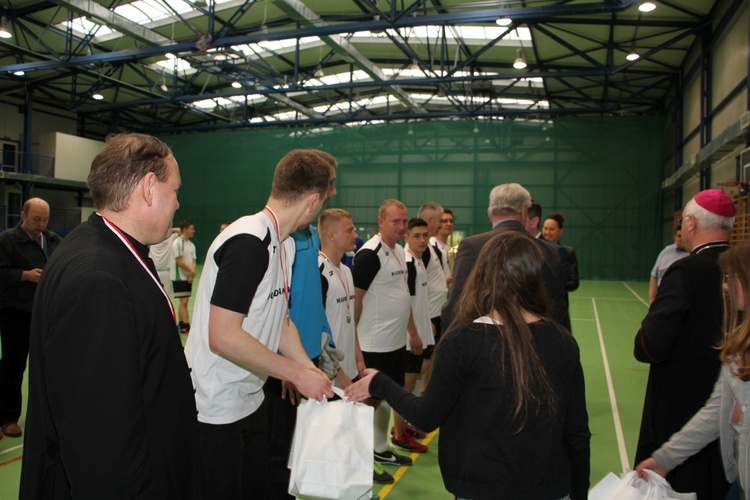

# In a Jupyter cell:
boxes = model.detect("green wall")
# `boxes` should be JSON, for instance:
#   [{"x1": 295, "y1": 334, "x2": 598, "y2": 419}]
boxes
[{"x1": 163, "y1": 115, "x2": 666, "y2": 280}]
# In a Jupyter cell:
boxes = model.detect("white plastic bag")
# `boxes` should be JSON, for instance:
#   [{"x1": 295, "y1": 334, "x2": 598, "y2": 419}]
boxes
[
  {"x1": 588, "y1": 471, "x2": 697, "y2": 500},
  {"x1": 288, "y1": 387, "x2": 374, "y2": 500}
]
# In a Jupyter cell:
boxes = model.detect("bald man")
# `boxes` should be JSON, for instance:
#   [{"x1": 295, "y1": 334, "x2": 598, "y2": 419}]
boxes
[{"x1": 0, "y1": 197, "x2": 60, "y2": 438}]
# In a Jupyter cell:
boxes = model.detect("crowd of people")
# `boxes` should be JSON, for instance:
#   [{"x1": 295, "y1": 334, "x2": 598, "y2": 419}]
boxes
[{"x1": 0, "y1": 131, "x2": 746, "y2": 499}]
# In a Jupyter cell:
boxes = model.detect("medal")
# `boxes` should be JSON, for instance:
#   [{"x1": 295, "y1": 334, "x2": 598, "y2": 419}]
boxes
[{"x1": 347, "y1": 313, "x2": 351, "y2": 323}]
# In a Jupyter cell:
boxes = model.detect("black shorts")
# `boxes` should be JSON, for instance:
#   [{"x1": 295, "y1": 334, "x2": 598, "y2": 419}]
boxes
[
  {"x1": 405, "y1": 346, "x2": 435, "y2": 373},
  {"x1": 362, "y1": 347, "x2": 408, "y2": 387}
]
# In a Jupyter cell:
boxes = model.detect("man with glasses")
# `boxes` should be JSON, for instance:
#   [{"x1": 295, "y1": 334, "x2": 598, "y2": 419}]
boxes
[{"x1": 634, "y1": 189, "x2": 735, "y2": 498}]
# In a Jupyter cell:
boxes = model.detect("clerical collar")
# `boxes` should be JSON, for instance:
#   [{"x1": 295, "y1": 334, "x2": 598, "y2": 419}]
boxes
[{"x1": 692, "y1": 241, "x2": 730, "y2": 255}]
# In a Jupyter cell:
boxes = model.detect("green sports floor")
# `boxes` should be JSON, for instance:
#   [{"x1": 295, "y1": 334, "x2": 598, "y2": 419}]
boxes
[{"x1": 0, "y1": 279, "x2": 650, "y2": 498}]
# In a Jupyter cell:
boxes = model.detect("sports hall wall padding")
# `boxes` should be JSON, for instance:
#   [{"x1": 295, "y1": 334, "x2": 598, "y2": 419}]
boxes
[{"x1": 163, "y1": 115, "x2": 666, "y2": 281}]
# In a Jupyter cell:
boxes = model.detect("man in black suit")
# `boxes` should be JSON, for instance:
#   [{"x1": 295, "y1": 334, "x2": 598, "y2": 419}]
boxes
[
  {"x1": 441, "y1": 183, "x2": 568, "y2": 330},
  {"x1": 634, "y1": 188, "x2": 735, "y2": 499}
]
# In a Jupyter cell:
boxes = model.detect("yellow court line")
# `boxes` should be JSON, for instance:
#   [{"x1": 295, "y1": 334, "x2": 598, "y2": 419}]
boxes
[{"x1": 378, "y1": 429, "x2": 439, "y2": 498}]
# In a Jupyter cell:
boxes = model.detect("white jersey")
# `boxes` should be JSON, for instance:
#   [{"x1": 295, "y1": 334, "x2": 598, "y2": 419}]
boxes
[
  {"x1": 424, "y1": 244, "x2": 448, "y2": 318},
  {"x1": 185, "y1": 212, "x2": 295, "y2": 425},
  {"x1": 352, "y1": 234, "x2": 410, "y2": 353},
  {"x1": 405, "y1": 248, "x2": 435, "y2": 351},
  {"x1": 149, "y1": 233, "x2": 179, "y2": 288},
  {"x1": 430, "y1": 236, "x2": 452, "y2": 281},
  {"x1": 171, "y1": 236, "x2": 196, "y2": 281},
  {"x1": 319, "y1": 253, "x2": 357, "y2": 379}
]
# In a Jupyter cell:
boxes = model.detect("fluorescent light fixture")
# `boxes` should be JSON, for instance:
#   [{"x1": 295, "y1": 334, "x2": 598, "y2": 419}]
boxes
[
  {"x1": 13, "y1": 70, "x2": 24, "y2": 76},
  {"x1": 626, "y1": 49, "x2": 640, "y2": 61},
  {"x1": 0, "y1": 16, "x2": 12, "y2": 39},
  {"x1": 92, "y1": 93, "x2": 104, "y2": 100},
  {"x1": 638, "y1": 2, "x2": 656, "y2": 13},
  {"x1": 513, "y1": 49, "x2": 527, "y2": 69},
  {"x1": 495, "y1": 17, "x2": 512, "y2": 27},
  {"x1": 231, "y1": 81, "x2": 242, "y2": 89}
]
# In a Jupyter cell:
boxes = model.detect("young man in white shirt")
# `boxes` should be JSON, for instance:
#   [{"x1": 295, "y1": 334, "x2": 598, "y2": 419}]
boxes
[
  {"x1": 172, "y1": 219, "x2": 196, "y2": 333},
  {"x1": 353, "y1": 199, "x2": 419, "y2": 474},
  {"x1": 184, "y1": 149, "x2": 335, "y2": 499},
  {"x1": 392, "y1": 218, "x2": 434, "y2": 453}
]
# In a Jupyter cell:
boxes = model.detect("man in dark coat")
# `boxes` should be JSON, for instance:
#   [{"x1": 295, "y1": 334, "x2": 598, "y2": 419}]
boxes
[
  {"x1": 634, "y1": 188, "x2": 735, "y2": 499},
  {"x1": 0, "y1": 197, "x2": 60, "y2": 438},
  {"x1": 441, "y1": 183, "x2": 568, "y2": 330},
  {"x1": 20, "y1": 133, "x2": 204, "y2": 498}
]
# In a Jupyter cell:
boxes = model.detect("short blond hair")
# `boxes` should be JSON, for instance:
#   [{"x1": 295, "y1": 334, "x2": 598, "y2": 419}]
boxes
[{"x1": 319, "y1": 208, "x2": 352, "y2": 234}]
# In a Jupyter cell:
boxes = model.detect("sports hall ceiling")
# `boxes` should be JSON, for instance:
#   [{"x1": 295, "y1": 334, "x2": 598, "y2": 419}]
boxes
[{"x1": 0, "y1": 0, "x2": 727, "y2": 134}]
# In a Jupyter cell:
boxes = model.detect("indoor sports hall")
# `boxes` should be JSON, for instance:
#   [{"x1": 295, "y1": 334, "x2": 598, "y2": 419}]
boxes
[{"x1": 0, "y1": 0, "x2": 749, "y2": 498}]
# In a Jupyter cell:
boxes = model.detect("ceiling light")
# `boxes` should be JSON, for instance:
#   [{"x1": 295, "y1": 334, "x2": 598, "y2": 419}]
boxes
[
  {"x1": 495, "y1": 17, "x2": 512, "y2": 27},
  {"x1": 314, "y1": 67, "x2": 324, "y2": 78},
  {"x1": 638, "y1": 2, "x2": 657, "y2": 13},
  {"x1": 231, "y1": 81, "x2": 242, "y2": 89},
  {"x1": 13, "y1": 70, "x2": 24, "y2": 76},
  {"x1": 0, "y1": 16, "x2": 12, "y2": 39},
  {"x1": 513, "y1": 49, "x2": 527, "y2": 70},
  {"x1": 407, "y1": 125, "x2": 414, "y2": 135},
  {"x1": 626, "y1": 49, "x2": 640, "y2": 61},
  {"x1": 160, "y1": 75, "x2": 168, "y2": 92},
  {"x1": 92, "y1": 93, "x2": 104, "y2": 100},
  {"x1": 410, "y1": 59, "x2": 420, "y2": 72},
  {"x1": 165, "y1": 52, "x2": 176, "y2": 60}
]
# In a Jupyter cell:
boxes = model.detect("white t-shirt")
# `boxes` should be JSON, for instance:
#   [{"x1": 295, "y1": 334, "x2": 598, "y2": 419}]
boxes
[
  {"x1": 185, "y1": 212, "x2": 295, "y2": 425},
  {"x1": 430, "y1": 236, "x2": 452, "y2": 282},
  {"x1": 149, "y1": 233, "x2": 179, "y2": 289},
  {"x1": 352, "y1": 234, "x2": 410, "y2": 353},
  {"x1": 423, "y1": 244, "x2": 448, "y2": 319},
  {"x1": 319, "y1": 253, "x2": 357, "y2": 379},
  {"x1": 405, "y1": 249, "x2": 435, "y2": 351},
  {"x1": 171, "y1": 236, "x2": 196, "y2": 281}
]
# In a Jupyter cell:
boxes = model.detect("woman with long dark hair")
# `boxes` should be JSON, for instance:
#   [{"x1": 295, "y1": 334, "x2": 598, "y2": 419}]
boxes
[
  {"x1": 345, "y1": 232, "x2": 590, "y2": 499},
  {"x1": 636, "y1": 241, "x2": 750, "y2": 499}
]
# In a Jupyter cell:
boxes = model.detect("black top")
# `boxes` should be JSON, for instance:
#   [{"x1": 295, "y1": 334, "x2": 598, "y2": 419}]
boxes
[
  {"x1": 634, "y1": 241, "x2": 728, "y2": 465},
  {"x1": 0, "y1": 223, "x2": 61, "y2": 311},
  {"x1": 370, "y1": 320, "x2": 590, "y2": 500}
]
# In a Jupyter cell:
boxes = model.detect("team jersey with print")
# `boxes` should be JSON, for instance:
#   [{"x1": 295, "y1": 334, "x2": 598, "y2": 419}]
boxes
[
  {"x1": 422, "y1": 244, "x2": 448, "y2": 319},
  {"x1": 319, "y1": 253, "x2": 357, "y2": 379},
  {"x1": 405, "y1": 248, "x2": 435, "y2": 350},
  {"x1": 429, "y1": 236, "x2": 452, "y2": 281},
  {"x1": 171, "y1": 237, "x2": 196, "y2": 281},
  {"x1": 352, "y1": 234, "x2": 410, "y2": 352},
  {"x1": 184, "y1": 212, "x2": 295, "y2": 425}
]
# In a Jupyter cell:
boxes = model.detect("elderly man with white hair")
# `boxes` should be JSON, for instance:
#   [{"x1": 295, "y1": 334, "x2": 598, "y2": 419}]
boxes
[{"x1": 634, "y1": 188, "x2": 736, "y2": 499}]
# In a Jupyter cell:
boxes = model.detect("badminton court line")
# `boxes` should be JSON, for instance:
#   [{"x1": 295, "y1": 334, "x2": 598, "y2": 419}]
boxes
[
  {"x1": 592, "y1": 297, "x2": 630, "y2": 473},
  {"x1": 620, "y1": 282, "x2": 649, "y2": 308}
]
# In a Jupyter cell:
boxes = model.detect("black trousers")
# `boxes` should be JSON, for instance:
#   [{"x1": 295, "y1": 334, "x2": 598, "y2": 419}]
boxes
[
  {"x1": 0, "y1": 308, "x2": 31, "y2": 425},
  {"x1": 197, "y1": 400, "x2": 269, "y2": 500}
]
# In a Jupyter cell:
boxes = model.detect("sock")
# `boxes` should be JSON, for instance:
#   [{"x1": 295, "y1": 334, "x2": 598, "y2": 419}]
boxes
[{"x1": 374, "y1": 402, "x2": 390, "y2": 453}]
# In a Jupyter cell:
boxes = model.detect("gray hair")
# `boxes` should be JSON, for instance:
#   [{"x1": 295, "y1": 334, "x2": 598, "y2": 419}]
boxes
[
  {"x1": 488, "y1": 183, "x2": 531, "y2": 218},
  {"x1": 683, "y1": 198, "x2": 735, "y2": 231},
  {"x1": 417, "y1": 201, "x2": 443, "y2": 220}
]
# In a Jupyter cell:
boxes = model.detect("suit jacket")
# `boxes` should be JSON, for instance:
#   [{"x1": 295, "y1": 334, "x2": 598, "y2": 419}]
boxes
[
  {"x1": 441, "y1": 219, "x2": 568, "y2": 330},
  {"x1": 21, "y1": 213, "x2": 204, "y2": 499}
]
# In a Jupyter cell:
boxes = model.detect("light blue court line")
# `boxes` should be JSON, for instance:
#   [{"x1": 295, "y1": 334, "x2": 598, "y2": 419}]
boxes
[
  {"x1": 620, "y1": 282, "x2": 649, "y2": 308},
  {"x1": 592, "y1": 297, "x2": 629, "y2": 473}
]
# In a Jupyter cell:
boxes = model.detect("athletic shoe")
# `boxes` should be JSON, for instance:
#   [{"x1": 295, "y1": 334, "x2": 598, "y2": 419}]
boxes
[
  {"x1": 373, "y1": 461, "x2": 394, "y2": 484},
  {"x1": 392, "y1": 432, "x2": 428, "y2": 453},
  {"x1": 374, "y1": 449, "x2": 413, "y2": 466},
  {"x1": 391, "y1": 424, "x2": 426, "y2": 439}
]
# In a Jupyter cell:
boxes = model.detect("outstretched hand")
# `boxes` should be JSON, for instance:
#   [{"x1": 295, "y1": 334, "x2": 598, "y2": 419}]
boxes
[{"x1": 344, "y1": 368, "x2": 379, "y2": 402}]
